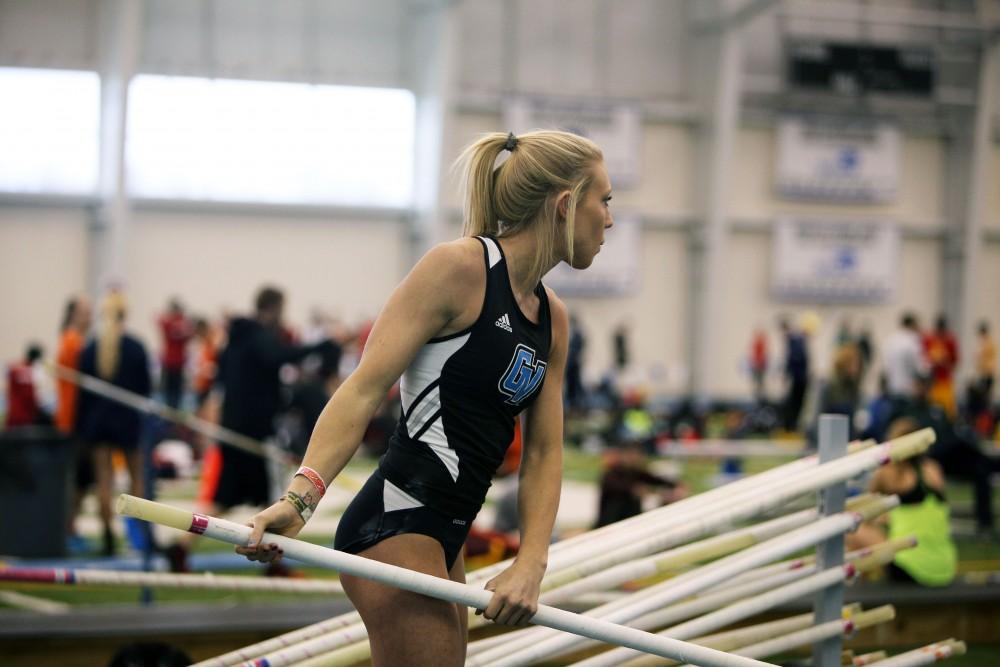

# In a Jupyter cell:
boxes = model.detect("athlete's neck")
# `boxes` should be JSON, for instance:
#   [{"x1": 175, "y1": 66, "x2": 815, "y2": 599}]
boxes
[{"x1": 497, "y1": 232, "x2": 560, "y2": 298}]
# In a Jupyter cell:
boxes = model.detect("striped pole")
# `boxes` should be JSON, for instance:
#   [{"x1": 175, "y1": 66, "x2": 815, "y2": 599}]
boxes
[
  {"x1": 0, "y1": 566, "x2": 344, "y2": 595},
  {"x1": 116, "y1": 494, "x2": 775, "y2": 667}
]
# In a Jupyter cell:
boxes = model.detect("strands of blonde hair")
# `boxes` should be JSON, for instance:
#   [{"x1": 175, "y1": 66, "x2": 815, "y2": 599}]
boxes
[
  {"x1": 456, "y1": 130, "x2": 602, "y2": 287},
  {"x1": 97, "y1": 293, "x2": 127, "y2": 380}
]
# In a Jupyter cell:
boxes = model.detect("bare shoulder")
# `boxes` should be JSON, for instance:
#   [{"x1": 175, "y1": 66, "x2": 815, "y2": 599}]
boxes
[
  {"x1": 545, "y1": 286, "x2": 569, "y2": 325},
  {"x1": 409, "y1": 238, "x2": 484, "y2": 291}
]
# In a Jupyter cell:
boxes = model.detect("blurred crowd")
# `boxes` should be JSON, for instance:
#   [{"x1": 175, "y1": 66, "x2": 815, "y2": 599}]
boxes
[
  {"x1": 2, "y1": 285, "x2": 390, "y2": 560},
  {"x1": 3, "y1": 296, "x2": 998, "y2": 569}
]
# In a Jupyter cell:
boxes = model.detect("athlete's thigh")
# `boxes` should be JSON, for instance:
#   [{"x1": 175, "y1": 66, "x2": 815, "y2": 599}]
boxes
[{"x1": 342, "y1": 533, "x2": 465, "y2": 667}]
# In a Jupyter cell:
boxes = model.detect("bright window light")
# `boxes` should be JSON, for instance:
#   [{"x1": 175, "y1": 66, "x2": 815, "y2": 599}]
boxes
[
  {"x1": 127, "y1": 75, "x2": 415, "y2": 207},
  {"x1": 0, "y1": 67, "x2": 100, "y2": 194}
]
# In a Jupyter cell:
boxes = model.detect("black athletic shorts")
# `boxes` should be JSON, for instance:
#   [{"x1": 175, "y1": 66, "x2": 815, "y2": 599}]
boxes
[{"x1": 334, "y1": 468, "x2": 472, "y2": 571}]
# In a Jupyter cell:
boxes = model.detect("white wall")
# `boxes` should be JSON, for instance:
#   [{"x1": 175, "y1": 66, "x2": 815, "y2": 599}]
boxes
[
  {"x1": 124, "y1": 212, "x2": 405, "y2": 350},
  {"x1": 0, "y1": 208, "x2": 90, "y2": 362},
  {"x1": 713, "y1": 128, "x2": 948, "y2": 399}
]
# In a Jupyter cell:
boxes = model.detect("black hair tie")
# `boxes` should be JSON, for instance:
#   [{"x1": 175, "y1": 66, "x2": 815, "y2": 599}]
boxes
[{"x1": 504, "y1": 132, "x2": 518, "y2": 152}]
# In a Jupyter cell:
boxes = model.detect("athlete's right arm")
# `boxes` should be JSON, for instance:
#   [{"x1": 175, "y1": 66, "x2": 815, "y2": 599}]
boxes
[{"x1": 238, "y1": 239, "x2": 484, "y2": 559}]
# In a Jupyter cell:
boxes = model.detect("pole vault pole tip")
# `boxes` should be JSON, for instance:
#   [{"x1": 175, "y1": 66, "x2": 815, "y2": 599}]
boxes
[{"x1": 117, "y1": 494, "x2": 195, "y2": 533}]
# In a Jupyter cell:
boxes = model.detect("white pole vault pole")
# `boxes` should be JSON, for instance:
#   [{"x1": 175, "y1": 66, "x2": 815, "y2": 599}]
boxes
[
  {"x1": 0, "y1": 566, "x2": 344, "y2": 595},
  {"x1": 116, "y1": 495, "x2": 775, "y2": 667}
]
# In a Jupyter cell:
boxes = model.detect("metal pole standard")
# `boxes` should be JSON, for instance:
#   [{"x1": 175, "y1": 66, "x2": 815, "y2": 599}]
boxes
[
  {"x1": 813, "y1": 414, "x2": 849, "y2": 667},
  {"x1": 116, "y1": 495, "x2": 775, "y2": 667}
]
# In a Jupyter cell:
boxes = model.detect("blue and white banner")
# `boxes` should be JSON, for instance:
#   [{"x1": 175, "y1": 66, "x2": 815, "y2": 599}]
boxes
[
  {"x1": 544, "y1": 216, "x2": 640, "y2": 297},
  {"x1": 504, "y1": 97, "x2": 642, "y2": 189},
  {"x1": 775, "y1": 116, "x2": 900, "y2": 203},
  {"x1": 771, "y1": 217, "x2": 899, "y2": 304}
]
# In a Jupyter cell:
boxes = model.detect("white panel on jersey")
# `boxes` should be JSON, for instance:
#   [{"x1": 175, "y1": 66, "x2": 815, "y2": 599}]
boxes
[
  {"x1": 383, "y1": 478, "x2": 424, "y2": 512},
  {"x1": 407, "y1": 385, "x2": 441, "y2": 436},
  {"x1": 423, "y1": 416, "x2": 460, "y2": 482},
  {"x1": 480, "y1": 236, "x2": 502, "y2": 268},
  {"x1": 399, "y1": 333, "x2": 470, "y2": 415}
]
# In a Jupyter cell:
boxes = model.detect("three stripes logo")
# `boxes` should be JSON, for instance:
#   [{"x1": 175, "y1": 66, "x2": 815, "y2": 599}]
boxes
[{"x1": 495, "y1": 313, "x2": 513, "y2": 333}]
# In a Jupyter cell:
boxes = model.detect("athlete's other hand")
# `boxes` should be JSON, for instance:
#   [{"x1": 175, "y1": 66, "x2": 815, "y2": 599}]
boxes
[
  {"x1": 476, "y1": 559, "x2": 545, "y2": 626},
  {"x1": 234, "y1": 499, "x2": 305, "y2": 564}
]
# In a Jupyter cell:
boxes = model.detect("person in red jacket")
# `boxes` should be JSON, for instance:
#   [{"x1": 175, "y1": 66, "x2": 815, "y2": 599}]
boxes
[
  {"x1": 5, "y1": 343, "x2": 49, "y2": 428},
  {"x1": 158, "y1": 298, "x2": 194, "y2": 410}
]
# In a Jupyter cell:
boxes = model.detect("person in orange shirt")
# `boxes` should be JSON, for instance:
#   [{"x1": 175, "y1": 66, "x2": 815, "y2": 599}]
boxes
[
  {"x1": 55, "y1": 295, "x2": 92, "y2": 434},
  {"x1": 55, "y1": 294, "x2": 93, "y2": 549}
]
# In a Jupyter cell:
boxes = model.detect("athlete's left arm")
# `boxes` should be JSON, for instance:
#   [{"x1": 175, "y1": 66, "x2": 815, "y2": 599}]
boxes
[{"x1": 481, "y1": 289, "x2": 568, "y2": 626}]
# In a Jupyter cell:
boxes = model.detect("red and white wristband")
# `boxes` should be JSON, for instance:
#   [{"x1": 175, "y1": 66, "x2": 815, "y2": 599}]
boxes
[{"x1": 295, "y1": 466, "x2": 328, "y2": 499}]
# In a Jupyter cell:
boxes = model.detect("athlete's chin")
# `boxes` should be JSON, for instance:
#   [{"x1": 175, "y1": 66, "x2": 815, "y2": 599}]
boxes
[{"x1": 570, "y1": 253, "x2": 598, "y2": 270}]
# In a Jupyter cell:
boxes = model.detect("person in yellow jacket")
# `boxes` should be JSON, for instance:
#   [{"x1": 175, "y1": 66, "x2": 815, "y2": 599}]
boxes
[{"x1": 847, "y1": 416, "x2": 957, "y2": 586}]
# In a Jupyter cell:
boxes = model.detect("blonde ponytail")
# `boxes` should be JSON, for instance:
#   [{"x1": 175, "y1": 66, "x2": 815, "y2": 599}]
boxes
[{"x1": 97, "y1": 292, "x2": 127, "y2": 380}]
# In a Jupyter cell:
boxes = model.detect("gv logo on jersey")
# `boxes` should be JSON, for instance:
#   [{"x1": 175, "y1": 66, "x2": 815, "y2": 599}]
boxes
[{"x1": 499, "y1": 344, "x2": 547, "y2": 405}]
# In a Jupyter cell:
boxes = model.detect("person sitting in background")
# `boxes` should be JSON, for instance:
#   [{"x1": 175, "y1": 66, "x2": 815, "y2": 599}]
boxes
[
  {"x1": 846, "y1": 417, "x2": 956, "y2": 586},
  {"x1": 4, "y1": 343, "x2": 50, "y2": 428},
  {"x1": 595, "y1": 440, "x2": 687, "y2": 528},
  {"x1": 902, "y1": 375, "x2": 1000, "y2": 539}
]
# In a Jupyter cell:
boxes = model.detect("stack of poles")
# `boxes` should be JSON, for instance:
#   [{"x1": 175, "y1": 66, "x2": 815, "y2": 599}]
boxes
[
  {"x1": 193, "y1": 436, "x2": 888, "y2": 667},
  {"x1": 269, "y1": 433, "x2": 931, "y2": 667},
  {"x1": 117, "y1": 494, "x2": 775, "y2": 667},
  {"x1": 114, "y1": 429, "x2": 956, "y2": 667}
]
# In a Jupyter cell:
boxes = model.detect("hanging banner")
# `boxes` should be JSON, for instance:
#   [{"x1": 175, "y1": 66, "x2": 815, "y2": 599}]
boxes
[
  {"x1": 543, "y1": 216, "x2": 640, "y2": 297},
  {"x1": 771, "y1": 217, "x2": 899, "y2": 304},
  {"x1": 504, "y1": 97, "x2": 641, "y2": 189},
  {"x1": 775, "y1": 116, "x2": 900, "y2": 203}
]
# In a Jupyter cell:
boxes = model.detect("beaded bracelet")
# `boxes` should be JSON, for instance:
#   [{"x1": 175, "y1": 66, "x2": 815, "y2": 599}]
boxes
[
  {"x1": 282, "y1": 489, "x2": 316, "y2": 523},
  {"x1": 295, "y1": 466, "x2": 328, "y2": 498}
]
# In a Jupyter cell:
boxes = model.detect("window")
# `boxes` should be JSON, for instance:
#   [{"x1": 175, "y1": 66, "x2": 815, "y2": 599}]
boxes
[
  {"x1": 0, "y1": 67, "x2": 99, "y2": 195},
  {"x1": 127, "y1": 75, "x2": 415, "y2": 207}
]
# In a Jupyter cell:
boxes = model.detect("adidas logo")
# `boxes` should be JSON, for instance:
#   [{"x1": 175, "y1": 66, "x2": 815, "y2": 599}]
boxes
[{"x1": 495, "y1": 313, "x2": 513, "y2": 333}]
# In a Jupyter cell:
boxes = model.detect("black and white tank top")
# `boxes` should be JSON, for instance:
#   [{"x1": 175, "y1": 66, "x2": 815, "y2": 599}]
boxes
[{"x1": 378, "y1": 236, "x2": 553, "y2": 520}]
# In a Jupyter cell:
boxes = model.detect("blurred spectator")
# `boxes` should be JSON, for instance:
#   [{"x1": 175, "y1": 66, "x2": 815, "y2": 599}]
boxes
[
  {"x1": 613, "y1": 321, "x2": 630, "y2": 376},
  {"x1": 901, "y1": 375, "x2": 1000, "y2": 538},
  {"x1": 779, "y1": 316, "x2": 811, "y2": 432},
  {"x1": 813, "y1": 343, "x2": 862, "y2": 440},
  {"x1": 77, "y1": 291, "x2": 152, "y2": 556},
  {"x1": 883, "y1": 312, "x2": 928, "y2": 407},
  {"x1": 166, "y1": 285, "x2": 333, "y2": 572},
  {"x1": 860, "y1": 374, "x2": 895, "y2": 443},
  {"x1": 55, "y1": 295, "x2": 92, "y2": 434},
  {"x1": 5, "y1": 343, "x2": 50, "y2": 428},
  {"x1": 565, "y1": 314, "x2": 587, "y2": 410},
  {"x1": 924, "y1": 314, "x2": 959, "y2": 419},
  {"x1": 856, "y1": 323, "x2": 874, "y2": 386},
  {"x1": 55, "y1": 294, "x2": 94, "y2": 552},
  {"x1": 190, "y1": 317, "x2": 220, "y2": 410},
  {"x1": 157, "y1": 298, "x2": 194, "y2": 410},
  {"x1": 975, "y1": 320, "x2": 995, "y2": 404},
  {"x1": 748, "y1": 328, "x2": 768, "y2": 404},
  {"x1": 847, "y1": 417, "x2": 956, "y2": 586},
  {"x1": 595, "y1": 440, "x2": 686, "y2": 528},
  {"x1": 968, "y1": 321, "x2": 996, "y2": 437},
  {"x1": 277, "y1": 339, "x2": 342, "y2": 459}
]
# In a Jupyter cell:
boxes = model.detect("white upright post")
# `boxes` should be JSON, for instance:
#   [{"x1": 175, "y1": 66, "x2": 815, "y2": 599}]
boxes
[{"x1": 812, "y1": 413, "x2": 849, "y2": 667}]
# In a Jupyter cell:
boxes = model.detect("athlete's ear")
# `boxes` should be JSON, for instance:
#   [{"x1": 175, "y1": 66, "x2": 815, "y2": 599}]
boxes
[{"x1": 555, "y1": 190, "x2": 571, "y2": 221}]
